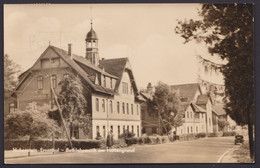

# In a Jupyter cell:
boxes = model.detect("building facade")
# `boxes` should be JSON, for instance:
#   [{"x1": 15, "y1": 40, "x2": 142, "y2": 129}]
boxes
[{"x1": 8, "y1": 23, "x2": 142, "y2": 140}]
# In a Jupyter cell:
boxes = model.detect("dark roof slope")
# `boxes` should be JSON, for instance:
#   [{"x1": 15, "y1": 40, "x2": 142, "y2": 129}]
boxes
[
  {"x1": 213, "y1": 103, "x2": 227, "y2": 116},
  {"x1": 196, "y1": 95, "x2": 209, "y2": 105},
  {"x1": 171, "y1": 83, "x2": 200, "y2": 102},
  {"x1": 100, "y1": 58, "x2": 129, "y2": 91},
  {"x1": 50, "y1": 46, "x2": 114, "y2": 94}
]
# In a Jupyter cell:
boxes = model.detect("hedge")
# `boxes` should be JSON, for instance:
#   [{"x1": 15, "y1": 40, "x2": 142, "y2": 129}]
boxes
[
  {"x1": 223, "y1": 131, "x2": 236, "y2": 136},
  {"x1": 124, "y1": 135, "x2": 170, "y2": 146},
  {"x1": 4, "y1": 139, "x2": 105, "y2": 150}
]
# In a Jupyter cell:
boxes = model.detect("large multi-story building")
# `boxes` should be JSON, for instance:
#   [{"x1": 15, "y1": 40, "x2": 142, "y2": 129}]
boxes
[{"x1": 8, "y1": 23, "x2": 143, "y2": 140}]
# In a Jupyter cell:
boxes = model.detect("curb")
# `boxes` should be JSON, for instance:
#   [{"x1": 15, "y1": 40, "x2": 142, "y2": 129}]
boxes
[{"x1": 217, "y1": 146, "x2": 237, "y2": 163}]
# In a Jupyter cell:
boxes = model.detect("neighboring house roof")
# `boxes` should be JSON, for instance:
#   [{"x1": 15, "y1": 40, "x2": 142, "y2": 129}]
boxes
[
  {"x1": 170, "y1": 83, "x2": 201, "y2": 102},
  {"x1": 191, "y1": 103, "x2": 207, "y2": 113},
  {"x1": 140, "y1": 92, "x2": 153, "y2": 101},
  {"x1": 213, "y1": 103, "x2": 227, "y2": 116},
  {"x1": 196, "y1": 95, "x2": 209, "y2": 105},
  {"x1": 179, "y1": 102, "x2": 190, "y2": 114}
]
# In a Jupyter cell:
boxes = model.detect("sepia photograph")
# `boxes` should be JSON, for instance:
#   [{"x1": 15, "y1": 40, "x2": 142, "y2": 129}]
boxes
[{"x1": 3, "y1": 3, "x2": 254, "y2": 164}]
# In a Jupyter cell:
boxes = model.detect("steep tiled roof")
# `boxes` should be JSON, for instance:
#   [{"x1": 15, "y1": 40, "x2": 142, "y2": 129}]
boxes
[
  {"x1": 100, "y1": 58, "x2": 128, "y2": 79},
  {"x1": 170, "y1": 83, "x2": 200, "y2": 102},
  {"x1": 213, "y1": 103, "x2": 227, "y2": 116},
  {"x1": 100, "y1": 58, "x2": 138, "y2": 93},
  {"x1": 196, "y1": 95, "x2": 209, "y2": 105}
]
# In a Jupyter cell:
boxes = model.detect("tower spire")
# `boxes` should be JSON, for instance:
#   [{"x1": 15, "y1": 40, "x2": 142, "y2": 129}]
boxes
[{"x1": 85, "y1": 18, "x2": 99, "y2": 66}]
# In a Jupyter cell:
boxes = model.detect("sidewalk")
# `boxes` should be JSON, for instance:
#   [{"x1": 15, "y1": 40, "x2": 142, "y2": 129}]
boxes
[
  {"x1": 219, "y1": 147, "x2": 238, "y2": 163},
  {"x1": 5, "y1": 150, "x2": 59, "y2": 159}
]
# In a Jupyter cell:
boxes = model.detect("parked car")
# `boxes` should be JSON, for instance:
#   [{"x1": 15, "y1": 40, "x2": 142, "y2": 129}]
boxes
[{"x1": 234, "y1": 135, "x2": 244, "y2": 145}]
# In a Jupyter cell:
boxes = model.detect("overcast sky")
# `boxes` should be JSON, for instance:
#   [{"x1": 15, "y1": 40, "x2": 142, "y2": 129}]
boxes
[{"x1": 4, "y1": 4, "x2": 224, "y2": 89}]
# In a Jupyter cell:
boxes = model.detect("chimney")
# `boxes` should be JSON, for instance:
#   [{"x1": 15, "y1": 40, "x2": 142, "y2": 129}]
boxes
[{"x1": 68, "y1": 44, "x2": 72, "y2": 56}]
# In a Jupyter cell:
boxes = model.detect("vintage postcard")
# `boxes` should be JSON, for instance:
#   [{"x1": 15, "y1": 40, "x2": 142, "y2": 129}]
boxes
[{"x1": 3, "y1": 3, "x2": 254, "y2": 164}]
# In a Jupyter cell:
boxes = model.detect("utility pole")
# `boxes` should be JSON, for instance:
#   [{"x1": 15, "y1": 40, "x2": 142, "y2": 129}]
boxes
[{"x1": 51, "y1": 82, "x2": 73, "y2": 149}]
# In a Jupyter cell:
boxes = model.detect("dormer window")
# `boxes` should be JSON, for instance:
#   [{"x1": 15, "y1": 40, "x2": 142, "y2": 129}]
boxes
[{"x1": 103, "y1": 75, "x2": 106, "y2": 87}]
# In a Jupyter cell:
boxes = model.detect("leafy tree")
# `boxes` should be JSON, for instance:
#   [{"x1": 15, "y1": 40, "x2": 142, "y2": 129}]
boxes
[
  {"x1": 175, "y1": 4, "x2": 254, "y2": 158},
  {"x1": 58, "y1": 76, "x2": 90, "y2": 138},
  {"x1": 218, "y1": 119, "x2": 230, "y2": 131},
  {"x1": 4, "y1": 54, "x2": 21, "y2": 92},
  {"x1": 4, "y1": 103, "x2": 61, "y2": 139},
  {"x1": 148, "y1": 82, "x2": 183, "y2": 133}
]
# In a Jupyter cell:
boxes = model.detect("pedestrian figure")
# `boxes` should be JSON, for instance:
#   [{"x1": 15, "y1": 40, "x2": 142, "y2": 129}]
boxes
[{"x1": 106, "y1": 130, "x2": 114, "y2": 149}]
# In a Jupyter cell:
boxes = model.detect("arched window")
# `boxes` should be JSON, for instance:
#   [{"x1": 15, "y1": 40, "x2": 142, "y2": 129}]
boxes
[
  {"x1": 122, "y1": 103, "x2": 125, "y2": 114},
  {"x1": 102, "y1": 99, "x2": 105, "y2": 112},
  {"x1": 96, "y1": 98, "x2": 99, "y2": 112},
  {"x1": 127, "y1": 103, "x2": 129, "y2": 114},
  {"x1": 117, "y1": 102, "x2": 120, "y2": 113},
  {"x1": 131, "y1": 104, "x2": 133, "y2": 114},
  {"x1": 110, "y1": 100, "x2": 113, "y2": 113}
]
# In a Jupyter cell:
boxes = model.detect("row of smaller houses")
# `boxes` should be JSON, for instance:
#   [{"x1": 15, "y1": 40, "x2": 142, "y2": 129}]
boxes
[{"x1": 140, "y1": 83, "x2": 233, "y2": 136}]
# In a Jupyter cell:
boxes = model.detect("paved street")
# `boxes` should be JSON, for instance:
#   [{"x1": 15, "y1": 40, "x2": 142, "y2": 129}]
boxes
[{"x1": 5, "y1": 137, "x2": 236, "y2": 164}]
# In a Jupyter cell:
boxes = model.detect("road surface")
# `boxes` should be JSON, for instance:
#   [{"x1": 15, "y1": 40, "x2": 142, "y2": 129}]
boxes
[{"x1": 5, "y1": 136, "x2": 235, "y2": 164}]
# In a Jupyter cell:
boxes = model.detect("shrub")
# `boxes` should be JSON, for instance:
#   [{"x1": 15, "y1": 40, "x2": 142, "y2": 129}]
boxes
[
  {"x1": 125, "y1": 137, "x2": 140, "y2": 146},
  {"x1": 207, "y1": 132, "x2": 218, "y2": 137},
  {"x1": 118, "y1": 130, "x2": 135, "y2": 139},
  {"x1": 195, "y1": 133, "x2": 207, "y2": 138},
  {"x1": 112, "y1": 139, "x2": 127, "y2": 148},
  {"x1": 223, "y1": 131, "x2": 236, "y2": 136},
  {"x1": 179, "y1": 134, "x2": 196, "y2": 141},
  {"x1": 4, "y1": 139, "x2": 104, "y2": 150}
]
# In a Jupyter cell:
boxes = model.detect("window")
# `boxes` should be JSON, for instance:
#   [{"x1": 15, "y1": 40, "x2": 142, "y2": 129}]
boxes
[
  {"x1": 37, "y1": 76, "x2": 43, "y2": 90},
  {"x1": 102, "y1": 99, "x2": 105, "y2": 112},
  {"x1": 126, "y1": 103, "x2": 129, "y2": 114},
  {"x1": 110, "y1": 100, "x2": 113, "y2": 113},
  {"x1": 127, "y1": 125, "x2": 129, "y2": 131},
  {"x1": 196, "y1": 126, "x2": 198, "y2": 133},
  {"x1": 132, "y1": 125, "x2": 134, "y2": 133},
  {"x1": 63, "y1": 74, "x2": 70, "y2": 79},
  {"x1": 103, "y1": 75, "x2": 106, "y2": 87},
  {"x1": 122, "y1": 82, "x2": 128, "y2": 94},
  {"x1": 93, "y1": 54, "x2": 96, "y2": 64},
  {"x1": 131, "y1": 104, "x2": 133, "y2": 114},
  {"x1": 96, "y1": 98, "x2": 99, "y2": 112},
  {"x1": 123, "y1": 125, "x2": 125, "y2": 133},
  {"x1": 187, "y1": 127, "x2": 189, "y2": 133},
  {"x1": 190, "y1": 112, "x2": 192, "y2": 118},
  {"x1": 191, "y1": 126, "x2": 193, "y2": 133},
  {"x1": 209, "y1": 118, "x2": 211, "y2": 125},
  {"x1": 103, "y1": 126, "x2": 106, "y2": 138},
  {"x1": 130, "y1": 86, "x2": 133, "y2": 95},
  {"x1": 118, "y1": 126, "x2": 120, "y2": 137},
  {"x1": 137, "y1": 126, "x2": 140, "y2": 137},
  {"x1": 110, "y1": 125, "x2": 113, "y2": 133},
  {"x1": 110, "y1": 78, "x2": 113, "y2": 89},
  {"x1": 9, "y1": 103, "x2": 15, "y2": 113},
  {"x1": 152, "y1": 127, "x2": 157, "y2": 134},
  {"x1": 117, "y1": 102, "x2": 120, "y2": 113},
  {"x1": 137, "y1": 104, "x2": 139, "y2": 115},
  {"x1": 187, "y1": 111, "x2": 189, "y2": 118},
  {"x1": 51, "y1": 75, "x2": 57, "y2": 89},
  {"x1": 96, "y1": 126, "x2": 100, "y2": 137},
  {"x1": 122, "y1": 103, "x2": 125, "y2": 114}
]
